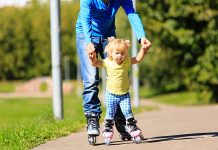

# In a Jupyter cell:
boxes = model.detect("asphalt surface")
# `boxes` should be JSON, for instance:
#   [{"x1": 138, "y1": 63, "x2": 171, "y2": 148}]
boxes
[{"x1": 33, "y1": 101, "x2": 218, "y2": 150}]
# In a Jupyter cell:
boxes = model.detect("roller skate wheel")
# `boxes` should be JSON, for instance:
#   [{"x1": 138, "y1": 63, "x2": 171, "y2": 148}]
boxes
[
  {"x1": 121, "y1": 137, "x2": 125, "y2": 141},
  {"x1": 127, "y1": 137, "x2": 132, "y2": 141},
  {"x1": 134, "y1": 136, "x2": 141, "y2": 144},
  {"x1": 104, "y1": 137, "x2": 111, "y2": 145},
  {"x1": 88, "y1": 136, "x2": 96, "y2": 146},
  {"x1": 119, "y1": 133, "x2": 132, "y2": 141}
]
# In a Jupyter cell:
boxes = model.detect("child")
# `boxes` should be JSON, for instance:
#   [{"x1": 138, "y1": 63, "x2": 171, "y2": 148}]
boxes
[{"x1": 88, "y1": 38, "x2": 150, "y2": 145}]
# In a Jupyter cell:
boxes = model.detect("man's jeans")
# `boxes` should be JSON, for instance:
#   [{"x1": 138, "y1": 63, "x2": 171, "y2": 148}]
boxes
[{"x1": 76, "y1": 34, "x2": 108, "y2": 116}]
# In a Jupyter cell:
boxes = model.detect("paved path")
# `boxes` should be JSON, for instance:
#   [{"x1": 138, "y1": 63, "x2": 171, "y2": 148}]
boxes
[{"x1": 33, "y1": 101, "x2": 218, "y2": 150}]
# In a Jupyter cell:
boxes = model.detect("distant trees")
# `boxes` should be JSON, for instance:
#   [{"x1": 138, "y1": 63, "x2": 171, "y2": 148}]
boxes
[
  {"x1": 137, "y1": 0, "x2": 218, "y2": 102},
  {"x1": 0, "y1": 1, "x2": 79, "y2": 80}
]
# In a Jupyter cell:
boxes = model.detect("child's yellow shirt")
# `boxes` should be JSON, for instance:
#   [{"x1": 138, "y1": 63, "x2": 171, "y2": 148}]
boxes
[{"x1": 103, "y1": 58, "x2": 131, "y2": 95}]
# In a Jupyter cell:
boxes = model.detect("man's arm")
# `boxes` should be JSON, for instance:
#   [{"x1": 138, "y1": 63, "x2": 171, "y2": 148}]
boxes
[
  {"x1": 121, "y1": 0, "x2": 152, "y2": 48},
  {"x1": 80, "y1": 0, "x2": 92, "y2": 44},
  {"x1": 121, "y1": 0, "x2": 145, "y2": 41},
  {"x1": 80, "y1": 0, "x2": 96, "y2": 56}
]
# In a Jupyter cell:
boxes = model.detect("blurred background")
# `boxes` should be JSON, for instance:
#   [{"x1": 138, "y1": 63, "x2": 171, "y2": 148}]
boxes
[
  {"x1": 0, "y1": 0, "x2": 217, "y2": 149},
  {"x1": 0, "y1": 0, "x2": 217, "y2": 102}
]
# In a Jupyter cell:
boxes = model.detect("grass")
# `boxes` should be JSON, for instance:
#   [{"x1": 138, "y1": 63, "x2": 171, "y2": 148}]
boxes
[
  {"x1": 146, "y1": 91, "x2": 209, "y2": 106},
  {"x1": 139, "y1": 85, "x2": 210, "y2": 106},
  {"x1": 0, "y1": 81, "x2": 17, "y2": 93},
  {"x1": 0, "y1": 91, "x2": 156, "y2": 150},
  {"x1": 0, "y1": 93, "x2": 85, "y2": 150},
  {"x1": 139, "y1": 87, "x2": 160, "y2": 98}
]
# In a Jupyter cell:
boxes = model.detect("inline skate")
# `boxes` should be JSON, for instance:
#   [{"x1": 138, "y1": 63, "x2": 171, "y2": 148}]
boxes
[
  {"x1": 126, "y1": 117, "x2": 143, "y2": 144},
  {"x1": 85, "y1": 113, "x2": 100, "y2": 145},
  {"x1": 102, "y1": 119, "x2": 114, "y2": 145}
]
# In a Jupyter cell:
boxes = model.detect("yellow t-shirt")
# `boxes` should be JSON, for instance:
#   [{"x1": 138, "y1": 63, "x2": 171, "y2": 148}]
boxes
[{"x1": 103, "y1": 58, "x2": 131, "y2": 95}]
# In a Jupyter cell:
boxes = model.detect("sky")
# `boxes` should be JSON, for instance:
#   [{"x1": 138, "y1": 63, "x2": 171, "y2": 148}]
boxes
[
  {"x1": 0, "y1": 0, "x2": 72, "y2": 7},
  {"x1": 0, "y1": 0, "x2": 29, "y2": 7}
]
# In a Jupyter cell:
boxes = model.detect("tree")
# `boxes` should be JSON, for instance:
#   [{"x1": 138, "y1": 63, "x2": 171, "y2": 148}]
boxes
[
  {"x1": 0, "y1": 0, "x2": 80, "y2": 80},
  {"x1": 137, "y1": 0, "x2": 218, "y2": 102}
]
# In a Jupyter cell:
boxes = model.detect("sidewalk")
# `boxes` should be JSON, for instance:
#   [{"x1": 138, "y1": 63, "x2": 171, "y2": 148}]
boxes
[{"x1": 33, "y1": 101, "x2": 218, "y2": 150}]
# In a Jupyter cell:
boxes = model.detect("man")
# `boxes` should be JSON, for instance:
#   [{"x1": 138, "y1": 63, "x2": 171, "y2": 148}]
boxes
[{"x1": 75, "y1": 0, "x2": 151, "y2": 144}]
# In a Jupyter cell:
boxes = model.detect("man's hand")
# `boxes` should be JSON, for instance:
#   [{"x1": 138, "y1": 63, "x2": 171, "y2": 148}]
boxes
[
  {"x1": 88, "y1": 52, "x2": 96, "y2": 60},
  {"x1": 86, "y1": 42, "x2": 95, "y2": 55},
  {"x1": 140, "y1": 37, "x2": 152, "y2": 50}
]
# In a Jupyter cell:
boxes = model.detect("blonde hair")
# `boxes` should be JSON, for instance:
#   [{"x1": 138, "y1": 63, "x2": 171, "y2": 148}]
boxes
[{"x1": 105, "y1": 38, "x2": 130, "y2": 60}]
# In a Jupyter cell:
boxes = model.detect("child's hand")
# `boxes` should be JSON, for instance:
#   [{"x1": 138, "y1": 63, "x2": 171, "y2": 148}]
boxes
[
  {"x1": 141, "y1": 45, "x2": 150, "y2": 54},
  {"x1": 140, "y1": 37, "x2": 152, "y2": 50}
]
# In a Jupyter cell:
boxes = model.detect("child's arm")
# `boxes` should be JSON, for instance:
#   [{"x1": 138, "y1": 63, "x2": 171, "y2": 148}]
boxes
[
  {"x1": 131, "y1": 47, "x2": 149, "y2": 64},
  {"x1": 88, "y1": 52, "x2": 103, "y2": 67}
]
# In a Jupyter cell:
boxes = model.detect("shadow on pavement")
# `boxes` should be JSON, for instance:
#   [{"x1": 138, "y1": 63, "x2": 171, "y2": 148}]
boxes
[
  {"x1": 146, "y1": 132, "x2": 218, "y2": 143},
  {"x1": 95, "y1": 140, "x2": 134, "y2": 146},
  {"x1": 94, "y1": 132, "x2": 218, "y2": 146}
]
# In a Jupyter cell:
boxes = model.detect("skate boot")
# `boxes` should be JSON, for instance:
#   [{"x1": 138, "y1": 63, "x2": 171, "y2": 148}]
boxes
[
  {"x1": 126, "y1": 117, "x2": 143, "y2": 144},
  {"x1": 102, "y1": 119, "x2": 114, "y2": 145},
  {"x1": 85, "y1": 113, "x2": 100, "y2": 145},
  {"x1": 114, "y1": 117, "x2": 132, "y2": 141}
]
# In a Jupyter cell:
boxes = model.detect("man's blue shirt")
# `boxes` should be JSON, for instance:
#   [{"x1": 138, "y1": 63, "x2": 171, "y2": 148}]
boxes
[{"x1": 76, "y1": 0, "x2": 146, "y2": 44}]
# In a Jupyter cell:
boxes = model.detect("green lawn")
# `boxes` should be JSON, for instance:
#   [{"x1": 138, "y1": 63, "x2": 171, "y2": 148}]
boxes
[
  {"x1": 0, "y1": 81, "x2": 18, "y2": 93},
  {"x1": 0, "y1": 91, "x2": 156, "y2": 150},
  {"x1": 139, "y1": 85, "x2": 210, "y2": 106},
  {"x1": 0, "y1": 97, "x2": 50, "y2": 127},
  {"x1": 0, "y1": 94, "x2": 85, "y2": 150},
  {"x1": 147, "y1": 91, "x2": 209, "y2": 106}
]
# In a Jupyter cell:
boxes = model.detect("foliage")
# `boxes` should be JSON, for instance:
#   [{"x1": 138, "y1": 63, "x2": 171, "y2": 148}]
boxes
[
  {"x1": 39, "y1": 81, "x2": 48, "y2": 92},
  {"x1": 137, "y1": 0, "x2": 218, "y2": 102},
  {"x1": 0, "y1": 0, "x2": 79, "y2": 80}
]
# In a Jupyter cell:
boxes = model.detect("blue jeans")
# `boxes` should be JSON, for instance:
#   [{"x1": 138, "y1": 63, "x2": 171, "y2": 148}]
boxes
[{"x1": 76, "y1": 34, "x2": 108, "y2": 116}]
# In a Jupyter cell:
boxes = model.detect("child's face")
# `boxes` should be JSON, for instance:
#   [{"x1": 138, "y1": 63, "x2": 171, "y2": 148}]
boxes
[{"x1": 111, "y1": 49, "x2": 127, "y2": 64}]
